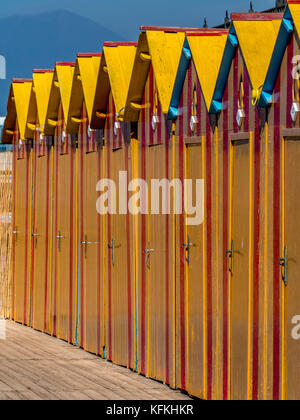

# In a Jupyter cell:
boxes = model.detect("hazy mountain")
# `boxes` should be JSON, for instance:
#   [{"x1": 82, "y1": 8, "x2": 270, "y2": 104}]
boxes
[{"x1": 0, "y1": 10, "x2": 124, "y2": 116}]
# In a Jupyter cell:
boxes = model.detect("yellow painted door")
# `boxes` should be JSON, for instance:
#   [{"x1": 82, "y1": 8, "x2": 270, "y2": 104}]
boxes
[
  {"x1": 230, "y1": 138, "x2": 250, "y2": 400},
  {"x1": 31, "y1": 152, "x2": 49, "y2": 332},
  {"x1": 82, "y1": 148, "x2": 102, "y2": 355},
  {"x1": 13, "y1": 153, "x2": 31, "y2": 324},
  {"x1": 184, "y1": 141, "x2": 204, "y2": 398},
  {"x1": 283, "y1": 137, "x2": 300, "y2": 400},
  {"x1": 56, "y1": 152, "x2": 71, "y2": 342},
  {"x1": 109, "y1": 147, "x2": 129, "y2": 367},
  {"x1": 145, "y1": 143, "x2": 169, "y2": 383}
]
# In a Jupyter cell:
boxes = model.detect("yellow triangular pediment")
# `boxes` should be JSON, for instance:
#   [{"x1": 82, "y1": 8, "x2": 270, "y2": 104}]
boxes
[
  {"x1": 103, "y1": 44, "x2": 137, "y2": 116},
  {"x1": 33, "y1": 71, "x2": 54, "y2": 128},
  {"x1": 13, "y1": 80, "x2": 32, "y2": 140},
  {"x1": 77, "y1": 55, "x2": 101, "y2": 121},
  {"x1": 187, "y1": 32, "x2": 228, "y2": 111},
  {"x1": 56, "y1": 64, "x2": 75, "y2": 120},
  {"x1": 146, "y1": 30, "x2": 186, "y2": 114},
  {"x1": 233, "y1": 18, "x2": 281, "y2": 91}
]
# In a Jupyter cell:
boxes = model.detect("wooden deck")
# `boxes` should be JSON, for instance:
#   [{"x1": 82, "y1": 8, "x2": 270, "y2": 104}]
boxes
[{"x1": 0, "y1": 320, "x2": 191, "y2": 401}]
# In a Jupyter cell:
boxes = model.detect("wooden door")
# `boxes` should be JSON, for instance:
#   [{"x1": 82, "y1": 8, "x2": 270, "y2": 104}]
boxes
[
  {"x1": 31, "y1": 147, "x2": 51, "y2": 333},
  {"x1": 184, "y1": 139, "x2": 204, "y2": 398},
  {"x1": 13, "y1": 141, "x2": 31, "y2": 325},
  {"x1": 108, "y1": 146, "x2": 129, "y2": 367},
  {"x1": 145, "y1": 143, "x2": 168, "y2": 383},
  {"x1": 81, "y1": 137, "x2": 103, "y2": 356},
  {"x1": 230, "y1": 138, "x2": 250, "y2": 400},
  {"x1": 283, "y1": 136, "x2": 300, "y2": 400}
]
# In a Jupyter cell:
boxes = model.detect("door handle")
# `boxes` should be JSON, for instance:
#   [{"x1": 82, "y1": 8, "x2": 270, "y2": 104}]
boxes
[
  {"x1": 182, "y1": 235, "x2": 195, "y2": 265},
  {"x1": 279, "y1": 245, "x2": 288, "y2": 286},
  {"x1": 81, "y1": 234, "x2": 101, "y2": 259},
  {"x1": 12, "y1": 227, "x2": 19, "y2": 244},
  {"x1": 56, "y1": 230, "x2": 65, "y2": 252},
  {"x1": 108, "y1": 238, "x2": 115, "y2": 267},
  {"x1": 225, "y1": 240, "x2": 234, "y2": 275},
  {"x1": 143, "y1": 248, "x2": 154, "y2": 270},
  {"x1": 32, "y1": 231, "x2": 40, "y2": 249}
]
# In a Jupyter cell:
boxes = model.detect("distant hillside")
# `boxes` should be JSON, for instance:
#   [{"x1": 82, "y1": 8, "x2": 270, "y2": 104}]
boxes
[{"x1": 0, "y1": 10, "x2": 125, "y2": 116}]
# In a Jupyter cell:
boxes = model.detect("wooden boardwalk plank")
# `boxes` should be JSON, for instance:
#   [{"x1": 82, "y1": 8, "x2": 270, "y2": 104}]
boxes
[{"x1": 0, "y1": 321, "x2": 192, "y2": 401}]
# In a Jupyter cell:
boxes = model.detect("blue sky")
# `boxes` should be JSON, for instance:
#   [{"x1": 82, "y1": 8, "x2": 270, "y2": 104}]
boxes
[{"x1": 0, "y1": 0, "x2": 277, "y2": 39}]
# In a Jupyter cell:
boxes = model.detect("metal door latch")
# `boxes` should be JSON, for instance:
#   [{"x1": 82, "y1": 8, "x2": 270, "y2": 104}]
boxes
[
  {"x1": 279, "y1": 245, "x2": 288, "y2": 286},
  {"x1": 12, "y1": 228, "x2": 19, "y2": 243},
  {"x1": 182, "y1": 235, "x2": 195, "y2": 266},
  {"x1": 225, "y1": 240, "x2": 234, "y2": 275},
  {"x1": 144, "y1": 248, "x2": 154, "y2": 270},
  {"x1": 56, "y1": 231, "x2": 65, "y2": 252},
  {"x1": 32, "y1": 231, "x2": 40, "y2": 249},
  {"x1": 108, "y1": 238, "x2": 115, "y2": 267},
  {"x1": 81, "y1": 234, "x2": 101, "y2": 259}
]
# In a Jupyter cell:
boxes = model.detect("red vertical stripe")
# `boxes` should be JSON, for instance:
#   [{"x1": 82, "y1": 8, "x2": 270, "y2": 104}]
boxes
[
  {"x1": 206, "y1": 114, "x2": 213, "y2": 401},
  {"x1": 107, "y1": 106, "x2": 112, "y2": 361},
  {"x1": 69, "y1": 143, "x2": 74, "y2": 343},
  {"x1": 273, "y1": 70, "x2": 281, "y2": 401},
  {"x1": 53, "y1": 128, "x2": 59, "y2": 337},
  {"x1": 141, "y1": 93, "x2": 147, "y2": 374},
  {"x1": 233, "y1": 51, "x2": 239, "y2": 134},
  {"x1": 29, "y1": 139, "x2": 36, "y2": 326},
  {"x1": 222, "y1": 84, "x2": 229, "y2": 400},
  {"x1": 149, "y1": 66, "x2": 154, "y2": 146},
  {"x1": 12, "y1": 131, "x2": 16, "y2": 319},
  {"x1": 97, "y1": 141, "x2": 101, "y2": 355},
  {"x1": 244, "y1": 67, "x2": 250, "y2": 133},
  {"x1": 80, "y1": 116, "x2": 84, "y2": 346},
  {"x1": 44, "y1": 150, "x2": 50, "y2": 332},
  {"x1": 252, "y1": 108, "x2": 261, "y2": 400},
  {"x1": 179, "y1": 93, "x2": 186, "y2": 390},
  {"x1": 125, "y1": 146, "x2": 132, "y2": 367},
  {"x1": 165, "y1": 121, "x2": 170, "y2": 385},
  {"x1": 187, "y1": 64, "x2": 192, "y2": 137},
  {"x1": 287, "y1": 37, "x2": 294, "y2": 129}
]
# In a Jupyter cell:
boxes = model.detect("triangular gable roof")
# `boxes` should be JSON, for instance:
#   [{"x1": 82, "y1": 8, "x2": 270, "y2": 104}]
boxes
[
  {"x1": 91, "y1": 42, "x2": 137, "y2": 129},
  {"x1": 211, "y1": 13, "x2": 282, "y2": 113},
  {"x1": 67, "y1": 53, "x2": 101, "y2": 134},
  {"x1": 1, "y1": 79, "x2": 32, "y2": 144},
  {"x1": 44, "y1": 62, "x2": 75, "y2": 135},
  {"x1": 124, "y1": 26, "x2": 202, "y2": 122},
  {"x1": 186, "y1": 30, "x2": 228, "y2": 113},
  {"x1": 261, "y1": 1, "x2": 299, "y2": 106},
  {"x1": 25, "y1": 69, "x2": 54, "y2": 139}
]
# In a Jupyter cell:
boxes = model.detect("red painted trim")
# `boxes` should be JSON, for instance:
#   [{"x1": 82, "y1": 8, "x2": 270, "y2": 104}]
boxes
[
  {"x1": 165, "y1": 120, "x2": 170, "y2": 385},
  {"x1": 107, "y1": 105, "x2": 112, "y2": 361},
  {"x1": 179, "y1": 93, "x2": 186, "y2": 390},
  {"x1": 288, "y1": 0, "x2": 300, "y2": 4},
  {"x1": 80, "y1": 111, "x2": 84, "y2": 347},
  {"x1": 252, "y1": 108, "x2": 261, "y2": 400},
  {"x1": 104, "y1": 42, "x2": 138, "y2": 47},
  {"x1": 33, "y1": 69, "x2": 54, "y2": 73},
  {"x1": 97, "y1": 144, "x2": 101, "y2": 356},
  {"x1": 141, "y1": 26, "x2": 203, "y2": 32},
  {"x1": 149, "y1": 66, "x2": 154, "y2": 146},
  {"x1": 273, "y1": 70, "x2": 281, "y2": 401},
  {"x1": 43, "y1": 149, "x2": 50, "y2": 332},
  {"x1": 77, "y1": 53, "x2": 102, "y2": 57},
  {"x1": 55, "y1": 62, "x2": 75, "y2": 67},
  {"x1": 29, "y1": 140, "x2": 36, "y2": 326},
  {"x1": 287, "y1": 38, "x2": 294, "y2": 129},
  {"x1": 187, "y1": 31, "x2": 229, "y2": 37},
  {"x1": 244, "y1": 66, "x2": 250, "y2": 133},
  {"x1": 69, "y1": 143, "x2": 74, "y2": 343},
  {"x1": 231, "y1": 13, "x2": 283, "y2": 21},
  {"x1": 187, "y1": 64, "x2": 192, "y2": 137},
  {"x1": 141, "y1": 92, "x2": 147, "y2": 375},
  {"x1": 12, "y1": 78, "x2": 32, "y2": 83},
  {"x1": 206, "y1": 114, "x2": 213, "y2": 401},
  {"x1": 233, "y1": 50, "x2": 239, "y2": 134},
  {"x1": 12, "y1": 131, "x2": 17, "y2": 320},
  {"x1": 222, "y1": 83, "x2": 229, "y2": 400},
  {"x1": 125, "y1": 146, "x2": 132, "y2": 368},
  {"x1": 53, "y1": 129, "x2": 59, "y2": 337}
]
